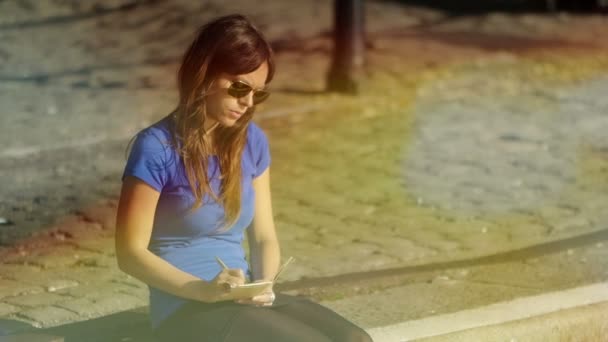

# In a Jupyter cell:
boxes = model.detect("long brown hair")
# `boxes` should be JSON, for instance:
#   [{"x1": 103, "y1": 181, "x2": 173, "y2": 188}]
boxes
[{"x1": 126, "y1": 14, "x2": 275, "y2": 233}]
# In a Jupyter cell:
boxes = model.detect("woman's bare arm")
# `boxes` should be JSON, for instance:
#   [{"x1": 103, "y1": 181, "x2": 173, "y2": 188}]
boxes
[
  {"x1": 247, "y1": 167, "x2": 281, "y2": 282},
  {"x1": 115, "y1": 176, "x2": 208, "y2": 302}
]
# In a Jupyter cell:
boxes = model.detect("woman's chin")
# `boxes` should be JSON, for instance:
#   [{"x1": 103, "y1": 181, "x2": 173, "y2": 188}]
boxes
[
  {"x1": 222, "y1": 115, "x2": 241, "y2": 126},
  {"x1": 214, "y1": 119, "x2": 235, "y2": 128}
]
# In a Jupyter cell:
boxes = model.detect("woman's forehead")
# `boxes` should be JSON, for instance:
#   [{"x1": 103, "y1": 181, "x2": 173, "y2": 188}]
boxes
[{"x1": 221, "y1": 62, "x2": 268, "y2": 88}]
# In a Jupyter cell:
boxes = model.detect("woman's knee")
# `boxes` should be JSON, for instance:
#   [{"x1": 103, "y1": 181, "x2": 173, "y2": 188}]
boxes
[{"x1": 343, "y1": 327, "x2": 374, "y2": 342}]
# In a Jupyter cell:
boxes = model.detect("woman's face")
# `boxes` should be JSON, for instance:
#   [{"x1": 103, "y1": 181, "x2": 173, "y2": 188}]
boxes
[{"x1": 204, "y1": 61, "x2": 269, "y2": 131}]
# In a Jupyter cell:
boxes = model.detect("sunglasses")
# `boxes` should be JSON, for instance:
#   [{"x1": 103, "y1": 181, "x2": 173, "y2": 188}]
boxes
[{"x1": 227, "y1": 80, "x2": 270, "y2": 105}]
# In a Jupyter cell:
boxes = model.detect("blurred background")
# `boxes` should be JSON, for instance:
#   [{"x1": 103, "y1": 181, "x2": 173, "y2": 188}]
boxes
[{"x1": 0, "y1": 1, "x2": 607, "y2": 337}]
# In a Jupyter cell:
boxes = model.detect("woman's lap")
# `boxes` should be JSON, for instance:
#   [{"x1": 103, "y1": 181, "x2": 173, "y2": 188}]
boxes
[
  {"x1": 221, "y1": 304, "x2": 333, "y2": 342},
  {"x1": 153, "y1": 293, "x2": 372, "y2": 342},
  {"x1": 272, "y1": 295, "x2": 372, "y2": 341}
]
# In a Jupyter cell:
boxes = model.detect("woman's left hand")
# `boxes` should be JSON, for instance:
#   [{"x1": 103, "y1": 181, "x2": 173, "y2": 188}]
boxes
[{"x1": 234, "y1": 288, "x2": 275, "y2": 307}]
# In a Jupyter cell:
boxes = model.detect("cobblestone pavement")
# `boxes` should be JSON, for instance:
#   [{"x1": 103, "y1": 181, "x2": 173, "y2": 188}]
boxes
[
  {"x1": 1, "y1": 0, "x2": 608, "y2": 333},
  {"x1": 405, "y1": 59, "x2": 608, "y2": 250}
]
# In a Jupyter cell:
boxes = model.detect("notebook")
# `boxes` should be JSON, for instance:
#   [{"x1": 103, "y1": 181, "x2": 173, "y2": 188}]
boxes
[{"x1": 229, "y1": 256, "x2": 294, "y2": 298}]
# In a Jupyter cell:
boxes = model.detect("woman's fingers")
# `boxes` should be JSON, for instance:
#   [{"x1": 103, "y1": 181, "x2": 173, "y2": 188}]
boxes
[
  {"x1": 220, "y1": 269, "x2": 246, "y2": 287},
  {"x1": 227, "y1": 268, "x2": 245, "y2": 281},
  {"x1": 229, "y1": 275, "x2": 245, "y2": 286},
  {"x1": 254, "y1": 291, "x2": 274, "y2": 301},
  {"x1": 235, "y1": 291, "x2": 275, "y2": 306},
  {"x1": 235, "y1": 298, "x2": 272, "y2": 306}
]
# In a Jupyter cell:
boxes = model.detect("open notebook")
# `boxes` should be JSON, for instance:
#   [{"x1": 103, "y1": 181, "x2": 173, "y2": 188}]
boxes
[{"x1": 219, "y1": 256, "x2": 294, "y2": 298}]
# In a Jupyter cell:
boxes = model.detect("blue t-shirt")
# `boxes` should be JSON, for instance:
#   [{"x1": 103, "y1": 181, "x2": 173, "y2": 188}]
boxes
[{"x1": 121, "y1": 115, "x2": 271, "y2": 330}]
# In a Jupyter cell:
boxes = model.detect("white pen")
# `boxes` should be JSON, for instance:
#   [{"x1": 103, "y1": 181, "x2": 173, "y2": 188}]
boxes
[
  {"x1": 215, "y1": 256, "x2": 235, "y2": 289},
  {"x1": 272, "y1": 256, "x2": 295, "y2": 282}
]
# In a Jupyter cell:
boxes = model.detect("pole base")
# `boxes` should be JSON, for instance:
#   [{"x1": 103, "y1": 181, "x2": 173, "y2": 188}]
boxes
[{"x1": 326, "y1": 69, "x2": 359, "y2": 95}]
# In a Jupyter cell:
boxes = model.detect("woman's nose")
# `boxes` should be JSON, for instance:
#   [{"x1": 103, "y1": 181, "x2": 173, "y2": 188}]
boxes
[{"x1": 237, "y1": 91, "x2": 254, "y2": 107}]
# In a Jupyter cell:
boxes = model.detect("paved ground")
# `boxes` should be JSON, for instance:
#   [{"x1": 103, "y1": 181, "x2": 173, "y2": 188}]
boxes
[{"x1": 1, "y1": 1, "x2": 608, "y2": 340}]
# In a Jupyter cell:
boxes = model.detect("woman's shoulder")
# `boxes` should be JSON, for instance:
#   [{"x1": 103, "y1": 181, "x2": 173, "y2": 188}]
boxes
[
  {"x1": 245, "y1": 121, "x2": 271, "y2": 176},
  {"x1": 247, "y1": 121, "x2": 268, "y2": 144},
  {"x1": 136, "y1": 116, "x2": 174, "y2": 149}
]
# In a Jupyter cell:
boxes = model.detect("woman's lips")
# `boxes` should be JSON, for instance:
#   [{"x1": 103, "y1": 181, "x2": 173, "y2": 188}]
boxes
[{"x1": 229, "y1": 110, "x2": 242, "y2": 119}]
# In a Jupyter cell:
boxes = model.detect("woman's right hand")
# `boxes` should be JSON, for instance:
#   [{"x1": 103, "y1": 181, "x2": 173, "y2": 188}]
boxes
[{"x1": 199, "y1": 268, "x2": 246, "y2": 303}]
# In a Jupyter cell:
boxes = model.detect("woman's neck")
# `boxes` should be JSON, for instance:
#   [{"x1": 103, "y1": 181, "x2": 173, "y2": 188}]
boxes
[
  {"x1": 204, "y1": 119, "x2": 220, "y2": 134},
  {"x1": 203, "y1": 132, "x2": 217, "y2": 156},
  {"x1": 202, "y1": 119, "x2": 220, "y2": 154}
]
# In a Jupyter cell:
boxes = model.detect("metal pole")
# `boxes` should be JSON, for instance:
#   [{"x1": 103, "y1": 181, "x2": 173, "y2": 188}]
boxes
[{"x1": 326, "y1": 0, "x2": 365, "y2": 94}]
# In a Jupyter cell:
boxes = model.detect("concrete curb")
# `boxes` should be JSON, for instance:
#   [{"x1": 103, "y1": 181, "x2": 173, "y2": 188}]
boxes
[{"x1": 367, "y1": 282, "x2": 608, "y2": 342}]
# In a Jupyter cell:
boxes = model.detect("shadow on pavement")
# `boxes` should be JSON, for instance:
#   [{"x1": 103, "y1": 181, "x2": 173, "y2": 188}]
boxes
[
  {"x1": 0, "y1": 307, "x2": 155, "y2": 342},
  {"x1": 382, "y1": 0, "x2": 601, "y2": 14}
]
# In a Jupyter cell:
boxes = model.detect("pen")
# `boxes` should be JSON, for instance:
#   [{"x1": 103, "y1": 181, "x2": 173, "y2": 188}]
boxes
[
  {"x1": 215, "y1": 256, "x2": 234, "y2": 290},
  {"x1": 215, "y1": 256, "x2": 229, "y2": 270},
  {"x1": 272, "y1": 256, "x2": 294, "y2": 283}
]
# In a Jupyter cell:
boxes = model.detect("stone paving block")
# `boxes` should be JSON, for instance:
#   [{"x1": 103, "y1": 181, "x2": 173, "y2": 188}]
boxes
[
  {"x1": 61, "y1": 265, "x2": 129, "y2": 286},
  {"x1": 359, "y1": 213, "x2": 443, "y2": 234},
  {"x1": 350, "y1": 253, "x2": 401, "y2": 271},
  {"x1": 72, "y1": 254, "x2": 117, "y2": 268},
  {"x1": 0, "y1": 264, "x2": 52, "y2": 282},
  {"x1": 0, "y1": 264, "x2": 46, "y2": 281},
  {"x1": 35, "y1": 255, "x2": 80, "y2": 270},
  {"x1": 328, "y1": 241, "x2": 380, "y2": 258},
  {"x1": 3, "y1": 271, "x2": 80, "y2": 294},
  {"x1": 285, "y1": 209, "x2": 334, "y2": 231},
  {"x1": 89, "y1": 293, "x2": 147, "y2": 314},
  {"x1": 109, "y1": 278, "x2": 149, "y2": 300},
  {"x1": 316, "y1": 231, "x2": 356, "y2": 248},
  {"x1": 72, "y1": 237, "x2": 114, "y2": 255},
  {"x1": 53, "y1": 294, "x2": 145, "y2": 320},
  {"x1": 272, "y1": 200, "x2": 307, "y2": 221},
  {"x1": 3, "y1": 247, "x2": 82, "y2": 270},
  {"x1": 292, "y1": 243, "x2": 398, "y2": 276},
  {"x1": 53, "y1": 280, "x2": 138, "y2": 301},
  {"x1": 0, "y1": 279, "x2": 44, "y2": 300},
  {"x1": 345, "y1": 183, "x2": 394, "y2": 205},
  {"x1": 109, "y1": 276, "x2": 147, "y2": 289},
  {"x1": 0, "y1": 302, "x2": 20, "y2": 316},
  {"x1": 113, "y1": 285, "x2": 148, "y2": 300},
  {"x1": 304, "y1": 212, "x2": 350, "y2": 232},
  {"x1": 13, "y1": 266, "x2": 113, "y2": 289},
  {"x1": 52, "y1": 297, "x2": 98, "y2": 319},
  {"x1": 285, "y1": 244, "x2": 323, "y2": 261},
  {"x1": 407, "y1": 229, "x2": 463, "y2": 254},
  {"x1": 45, "y1": 280, "x2": 79, "y2": 293},
  {"x1": 3, "y1": 293, "x2": 68, "y2": 308},
  {"x1": 357, "y1": 235, "x2": 438, "y2": 262},
  {"x1": 15, "y1": 306, "x2": 81, "y2": 328},
  {"x1": 68, "y1": 247, "x2": 112, "y2": 261},
  {"x1": 550, "y1": 215, "x2": 592, "y2": 233},
  {"x1": 503, "y1": 223, "x2": 551, "y2": 243},
  {"x1": 332, "y1": 203, "x2": 394, "y2": 225},
  {"x1": 276, "y1": 262, "x2": 315, "y2": 282},
  {"x1": 457, "y1": 231, "x2": 512, "y2": 253}
]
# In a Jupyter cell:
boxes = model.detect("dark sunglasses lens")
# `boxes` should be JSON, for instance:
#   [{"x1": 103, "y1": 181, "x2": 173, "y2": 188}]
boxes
[
  {"x1": 228, "y1": 81, "x2": 269, "y2": 104},
  {"x1": 228, "y1": 82, "x2": 252, "y2": 97},
  {"x1": 253, "y1": 91, "x2": 269, "y2": 104}
]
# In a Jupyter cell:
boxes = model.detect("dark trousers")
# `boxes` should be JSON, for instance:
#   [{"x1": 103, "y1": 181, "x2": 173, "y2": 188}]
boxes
[{"x1": 153, "y1": 293, "x2": 373, "y2": 342}]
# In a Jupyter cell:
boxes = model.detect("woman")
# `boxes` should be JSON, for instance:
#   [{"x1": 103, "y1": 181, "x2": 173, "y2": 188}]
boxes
[{"x1": 115, "y1": 14, "x2": 373, "y2": 342}]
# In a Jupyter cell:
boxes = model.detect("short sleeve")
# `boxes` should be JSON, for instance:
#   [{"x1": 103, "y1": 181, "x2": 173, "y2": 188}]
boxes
[
  {"x1": 121, "y1": 131, "x2": 169, "y2": 192},
  {"x1": 253, "y1": 126, "x2": 271, "y2": 178}
]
